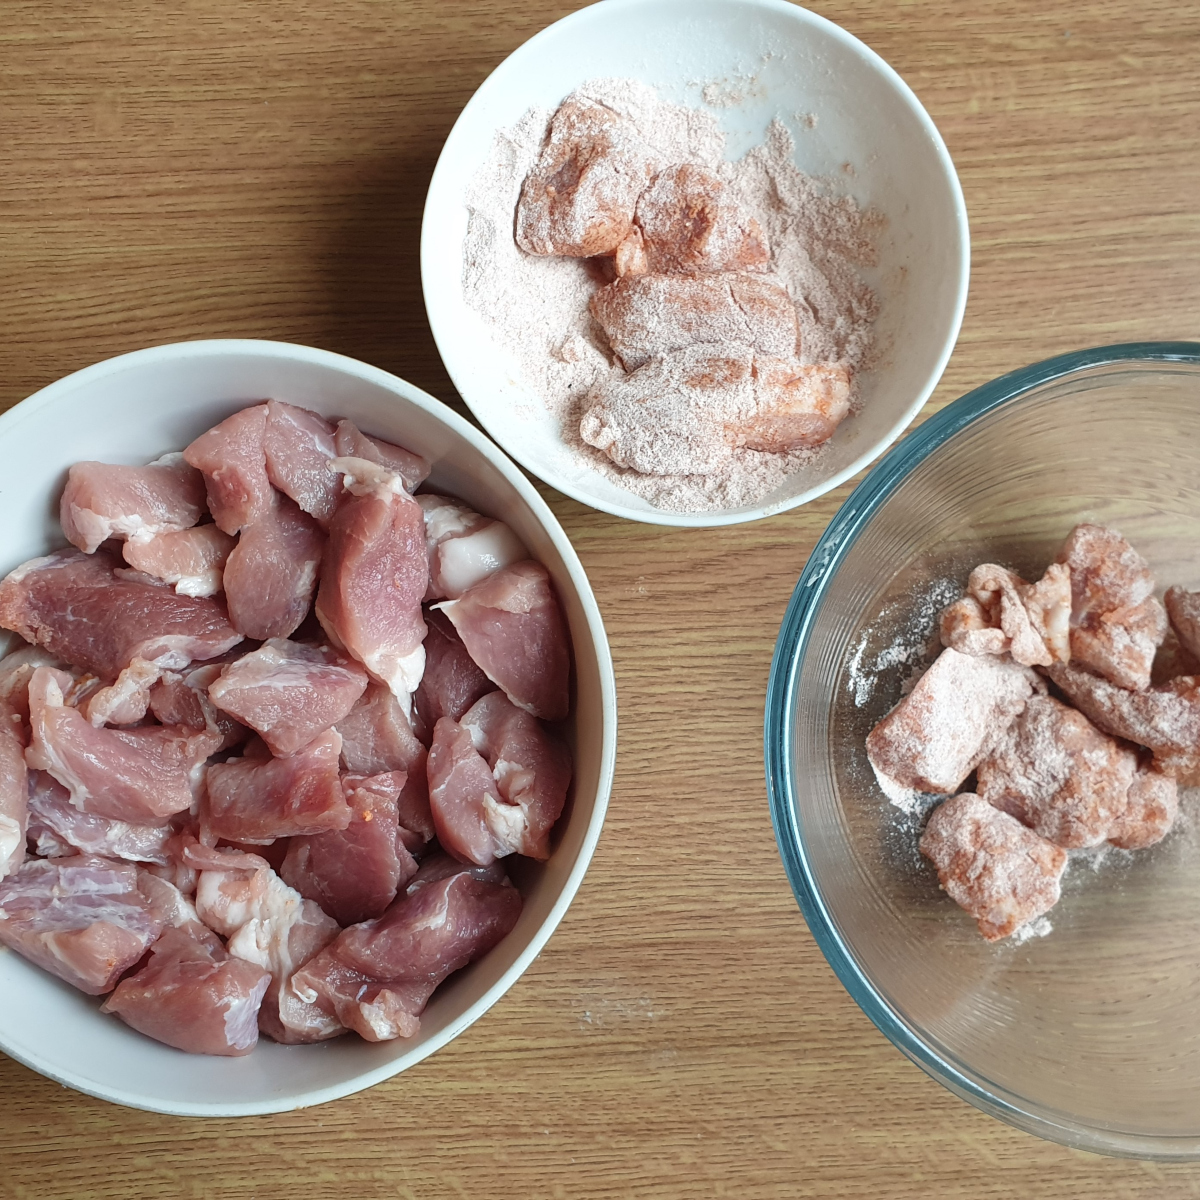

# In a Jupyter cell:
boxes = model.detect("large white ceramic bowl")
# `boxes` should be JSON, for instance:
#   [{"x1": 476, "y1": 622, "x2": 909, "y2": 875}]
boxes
[
  {"x1": 422, "y1": 0, "x2": 969, "y2": 527},
  {"x1": 0, "y1": 339, "x2": 617, "y2": 1116}
]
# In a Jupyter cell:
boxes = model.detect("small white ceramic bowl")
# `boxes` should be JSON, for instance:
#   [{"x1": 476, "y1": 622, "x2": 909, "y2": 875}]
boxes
[
  {"x1": 422, "y1": 0, "x2": 969, "y2": 527},
  {"x1": 0, "y1": 339, "x2": 617, "y2": 1116}
]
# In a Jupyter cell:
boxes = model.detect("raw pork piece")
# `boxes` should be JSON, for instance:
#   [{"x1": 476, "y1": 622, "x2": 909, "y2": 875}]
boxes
[
  {"x1": 83, "y1": 657, "x2": 163, "y2": 727},
  {"x1": 122, "y1": 524, "x2": 236, "y2": 598},
  {"x1": 462, "y1": 691, "x2": 572, "y2": 860},
  {"x1": 437, "y1": 560, "x2": 570, "y2": 722},
  {"x1": 223, "y1": 492, "x2": 325, "y2": 641},
  {"x1": 262, "y1": 399, "x2": 341, "y2": 526},
  {"x1": 919, "y1": 793, "x2": 1067, "y2": 941},
  {"x1": 516, "y1": 94, "x2": 656, "y2": 258},
  {"x1": 976, "y1": 694, "x2": 1137, "y2": 848},
  {"x1": 589, "y1": 272, "x2": 796, "y2": 370},
  {"x1": 1165, "y1": 586, "x2": 1200, "y2": 661},
  {"x1": 290, "y1": 856, "x2": 522, "y2": 1041},
  {"x1": 413, "y1": 610, "x2": 495, "y2": 738},
  {"x1": 416, "y1": 495, "x2": 528, "y2": 603},
  {"x1": 202, "y1": 728, "x2": 350, "y2": 843},
  {"x1": 1045, "y1": 662, "x2": 1200, "y2": 784},
  {"x1": 334, "y1": 420, "x2": 429, "y2": 493},
  {"x1": 183, "y1": 404, "x2": 272, "y2": 535},
  {"x1": 0, "y1": 855, "x2": 163, "y2": 993},
  {"x1": 315, "y1": 458, "x2": 427, "y2": 700},
  {"x1": 280, "y1": 771, "x2": 418, "y2": 926},
  {"x1": 335, "y1": 682, "x2": 432, "y2": 840},
  {"x1": 427, "y1": 717, "x2": 505, "y2": 866},
  {"x1": 136, "y1": 868, "x2": 221, "y2": 946},
  {"x1": 27, "y1": 668, "x2": 220, "y2": 822},
  {"x1": 0, "y1": 645, "x2": 63, "y2": 722},
  {"x1": 1107, "y1": 764, "x2": 1179, "y2": 850},
  {"x1": 0, "y1": 548, "x2": 243, "y2": 680},
  {"x1": 866, "y1": 648, "x2": 1036, "y2": 794},
  {"x1": 186, "y1": 840, "x2": 344, "y2": 1043},
  {"x1": 1056, "y1": 524, "x2": 1166, "y2": 690},
  {"x1": 940, "y1": 563, "x2": 1072, "y2": 667},
  {"x1": 0, "y1": 704, "x2": 26, "y2": 877},
  {"x1": 60, "y1": 454, "x2": 206, "y2": 554},
  {"x1": 579, "y1": 346, "x2": 851, "y2": 472},
  {"x1": 208, "y1": 639, "x2": 368, "y2": 757},
  {"x1": 26, "y1": 770, "x2": 173, "y2": 864},
  {"x1": 101, "y1": 925, "x2": 272, "y2": 1056},
  {"x1": 150, "y1": 662, "x2": 248, "y2": 752}
]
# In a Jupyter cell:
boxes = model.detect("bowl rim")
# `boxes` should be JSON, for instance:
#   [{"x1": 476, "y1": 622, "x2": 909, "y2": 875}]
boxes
[
  {"x1": 0, "y1": 337, "x2": 619, "y2": 1117},
  {"x1": 764, "y1": 340, "x2": 1200, "y2": 1159},
  {"x1": 420, "y1": 0, "x2": 970, "y2": 528}
]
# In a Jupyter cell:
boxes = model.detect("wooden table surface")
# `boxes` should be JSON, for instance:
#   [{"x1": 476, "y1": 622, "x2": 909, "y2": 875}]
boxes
[{"x1": 3, "y1": 1, "x2": 1200, "y2": 1195}]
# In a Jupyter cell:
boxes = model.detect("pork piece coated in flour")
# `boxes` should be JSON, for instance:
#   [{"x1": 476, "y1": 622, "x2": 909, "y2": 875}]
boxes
[
  {"x1": 0, "y1": 548, "x2": 243, "y2": 681},
  {"x1": 223, "y1": 492, "x2": 325, "y2": 641},
  {"x1": 579, "y1": 347, "x2": 851, "y2": 473},
  {"x1": 59, "y1": 454, "x2": 207, "y2": 554},
  {"x1": 290, "y1": 854, "x2": 521, "y2": 1042},
  {"x1": 281, "y1": 771, "x2": 418, "y2": 927},
  {"x1": 26, "y1": 667, "x2": 220, "y2": 822},
  {"x1": 316, "y1": 458, "x2": 427, "y2": 700},
  {"x1": 1045, "y1": 661, "x2": 1200, "y2": 785},
  {"x1": 0, "y1": 855, "x2": 164, "y2": 993},
  {"x1": 516, "y1": 94, "x2": 656, "y2": 258},
  {"x1": 1056, "y1": 524, "x2": 1167, "y2": 691},
  {"x1": 334, "y1": 681, "x2": 432, "y2": 841},
  {"x1": 208, "y1": 639, "x2": 368, "y2": 757},
  {"x1": 202, "y1": 728, "x2": 350, "y2": 843},
  {"x1": 122, "y1": 524, "x2": 236, "y2": 598},
  {"x1": 183, "y1": 404, "x2": 273, "y2": 535},
  {"x1": 437, "y1": 560, "x2": 571, "y2": 723},
  {"x1": 416, "y1": 494, "x2": 527, "y2": 603},
  {"x1": 101, "y1": 925, "x2": 272, "y2": 1056},
  {"x1": 866, "y1": 648, "x2": 1036, "y2": 795},
  {"x1": 919, "y1": 793, "x2": 1067, "y2": 942},
  {"x1": 334, "y1": 420, "x2": 429, "y2": 493},
  {"x1": 186, "y1": 839, "x2": 344, "y2": 1044},
  {"x1": 976, "y1": 694, "x2": 1137, "y2": 849},
  {"x1": 1165, "y1": 586, "x2": 1200, "y2": 662},
  {"x1": 615, "y1": 163, "x2": 771, "y2": 277},
  {"x1": 589, "y1": 271, "x2": 797, "y2": 370}
]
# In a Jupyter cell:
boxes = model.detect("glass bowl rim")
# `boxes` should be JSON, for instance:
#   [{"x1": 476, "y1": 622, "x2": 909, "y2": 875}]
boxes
[{"x1": 764, "y1": 340, "x2": 1200, "y2": 1158}]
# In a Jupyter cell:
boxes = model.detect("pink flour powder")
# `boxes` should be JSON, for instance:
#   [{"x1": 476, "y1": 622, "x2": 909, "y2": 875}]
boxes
[{"x1": 461, "y1": 78, "x2": 881, "y2": 513}]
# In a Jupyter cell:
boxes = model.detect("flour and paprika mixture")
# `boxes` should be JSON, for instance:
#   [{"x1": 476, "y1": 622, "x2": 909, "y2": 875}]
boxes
[{"x1": 462, "y1": 78, "x2": 881, "y2": 513}]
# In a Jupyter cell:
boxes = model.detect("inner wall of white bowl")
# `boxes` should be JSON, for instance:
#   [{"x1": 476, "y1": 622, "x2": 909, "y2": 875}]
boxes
[
  {"x1": 794, "y1": 361, "x2": 1200, "y2": 1139},
  {"x1": 423, "y1": 0, "x2": 965, "y2": 521},
  {"x1": 0, "y1": 344, "x2": 606, "y2": 1115}
]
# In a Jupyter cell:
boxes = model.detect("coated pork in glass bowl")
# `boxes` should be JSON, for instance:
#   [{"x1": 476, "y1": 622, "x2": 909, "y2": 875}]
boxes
[{"x1": 766, "y1": 343, "x2": 1200, "y2": 1158}]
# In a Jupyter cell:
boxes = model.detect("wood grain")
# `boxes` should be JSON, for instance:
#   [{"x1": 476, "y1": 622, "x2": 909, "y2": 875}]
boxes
[{"x1": 2, "y1": 0, "x2": 1200, "y2": 1195}]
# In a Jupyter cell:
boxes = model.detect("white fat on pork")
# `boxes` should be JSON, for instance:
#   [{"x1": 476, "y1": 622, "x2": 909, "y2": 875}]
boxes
[
  {"x1": 416, "y1": 494, "x2": 526, "y2": 601},
  {"x1": 188, "y1": 842, "x2": 344, "y2": 1043}
]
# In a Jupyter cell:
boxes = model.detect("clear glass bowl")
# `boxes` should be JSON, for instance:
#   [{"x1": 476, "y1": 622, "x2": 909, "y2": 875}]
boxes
[{"x1": 765, "y1": 343, "x2": 1200, "y2": 1158}]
